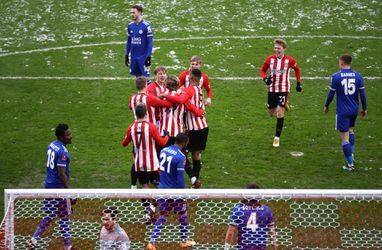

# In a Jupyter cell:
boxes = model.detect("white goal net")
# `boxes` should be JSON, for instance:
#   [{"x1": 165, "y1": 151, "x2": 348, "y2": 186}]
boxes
[{"x1": 1, "y1": 189, "x2": 381, "y2": 249}]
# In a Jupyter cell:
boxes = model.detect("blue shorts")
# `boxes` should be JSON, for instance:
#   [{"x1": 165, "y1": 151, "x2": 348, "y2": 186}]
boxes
[
  {"x1": 157, "y1": 198, "x2": 187, "y2": 215},
  {"x1": 130, "y1": 58, "x2": 150, "y2": 77},
  {"x1": 336, "y1": 114, "x2": 357, "y2": 132},
  {"x1": 43, "y1": 198, "x2": 72, "y2": 218}
]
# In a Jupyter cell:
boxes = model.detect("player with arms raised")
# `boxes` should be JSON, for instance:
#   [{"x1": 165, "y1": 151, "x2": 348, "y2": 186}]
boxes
[
  {"x1": 324, "y1": 54, "x2": 367, "y2": 171},
  {"x1": 28, "y1": 124, "x2": 77, "y2": 250},
  {"x1": 146, "y1": 133, "x2": 196, "y2": 250},
  {"x1": 225, "y1": 184, "x2": 276, "y2": 250},
  {"x1": 260, "y1": 39, "x2": 302, "y2": 147}
]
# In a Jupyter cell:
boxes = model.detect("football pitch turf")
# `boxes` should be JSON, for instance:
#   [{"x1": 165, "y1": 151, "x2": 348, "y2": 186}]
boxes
[{"x1": 0, "y1": 0, "x2": 381, "y2": 220}]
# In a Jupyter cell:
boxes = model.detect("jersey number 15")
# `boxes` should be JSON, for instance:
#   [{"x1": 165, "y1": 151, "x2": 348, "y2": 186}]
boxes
[{"x1": 341, "y1": 78, "x2": 356, "y2": 96}]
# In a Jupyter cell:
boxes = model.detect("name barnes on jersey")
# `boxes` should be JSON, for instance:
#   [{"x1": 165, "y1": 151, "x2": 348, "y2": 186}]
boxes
[{"x1": 340, "y1": 72, "x2": 356, "y2": 77}]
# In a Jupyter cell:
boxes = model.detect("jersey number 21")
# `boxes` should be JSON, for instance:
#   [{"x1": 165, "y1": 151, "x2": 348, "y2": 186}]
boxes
[{"x1": 160, "y1": 153, "x2": 173, "y2": 174}]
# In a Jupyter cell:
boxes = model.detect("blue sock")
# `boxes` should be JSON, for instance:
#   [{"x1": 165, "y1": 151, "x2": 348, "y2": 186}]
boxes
[
  {"x1": 150, "y1": 214, "x2": 168, "y2": 243},
  {"x1": 179, "y1": 211, "x2": 189, "y2": 242},
  {"x1": 342, "y1": 142, "x2": 353, "y2": 166},
  {"x1": 349, "y1": 132, "x2": 355, "y2": 154},
  {"x1": 58, "y1": 217, "x2": 71, "y2": 247},
  {"x1": 33, "y1": 216, "x2": 54, "y2": 239}
]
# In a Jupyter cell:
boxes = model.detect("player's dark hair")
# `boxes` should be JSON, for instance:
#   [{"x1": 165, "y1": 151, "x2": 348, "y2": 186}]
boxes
[
  {"x1": 165, "y1": 76, "x2": 179, "y2": 91},
  {"x1": 154, "y1": 66, "x2": 167, "y2": 75},
  {"x1": 274, "y1": 38, "x2": 287, "y2": 48},
  {"x1": 103, "y1": 206, "x2": 118, "y2": 220},
  {"x1": 340, "y1": 54, "x2": 352, "y2": 66},
  {"x1": 190, "y1": 68, "x2": 202, "y2": 80},
  {"x1": 55, "y1": 123, "x2": 69, "y2": 138},
  {"x1": 175, "y1": 133, "x2": 188, "y2": 145},
  {"x1": 135, "y1": 103, "x2": 147, "y2": 119},
  {"x1": 131, "y1": 4, "x2": 143, "y2": 13},
  {"x1": 135, "y1": 76, "x2": 147, "y2": 90},
  {"x1": 241, "y1": 183, "x2": 261, "y2": 206}
]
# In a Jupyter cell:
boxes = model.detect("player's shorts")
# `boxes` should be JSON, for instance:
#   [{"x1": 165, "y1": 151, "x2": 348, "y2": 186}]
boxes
[
  {"x1": 157, "y1": 198, "x2": 187, "y2": 215},
  {"x1": 336, "y1": 114, "x2": 357, "y2": 132},
  {"x1": 267, "y1": 92, "x2": 288, "y2": 109},
  {"x1": 130, "y1": 58, "x2": 150, "y2": 77},
  {"x1": 137, "y1": 171, "x2": 159, "y2": 186},
  {"x1": 43, "y1": 198, "x2": 72, "y2": 218},
  {"x1": 187, "y1": 127, "x2": 209, "y2": 151}
]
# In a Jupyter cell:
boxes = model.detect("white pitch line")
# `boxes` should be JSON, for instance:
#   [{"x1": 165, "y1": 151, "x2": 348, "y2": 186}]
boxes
[
  {"x1": 0, "y1": 76, "x2": 381, "y2": 81},
  {"x1": 0, "y1": 35, "x2": 381, "y2": 58}
]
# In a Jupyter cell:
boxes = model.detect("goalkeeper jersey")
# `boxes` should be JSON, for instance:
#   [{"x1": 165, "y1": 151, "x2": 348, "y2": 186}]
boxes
[{"x1": 100, "y1": 223, "x2": 130, "y2": 250}]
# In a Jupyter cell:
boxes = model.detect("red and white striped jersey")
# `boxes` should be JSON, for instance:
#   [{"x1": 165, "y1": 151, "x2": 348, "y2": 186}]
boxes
[
  {"x1": 129, "y1": 93, "x2": 172, "y2": 125},
  {"x1": 179, "y1": 70, "x2": 213, "y2": 98},
  {"x1": 146, "y1": 81, "x2": 166, "y2": 97},
  {"x1": 165, "y1": 86, "x2": 208, "y2": 131},
  {"x1": 159, "y1": 91, "x2": 186, "y2": 137},
  {"x1": 185, "y1": 86, "x2": 208, "y2": 131},
  {"x1": 122, "y1": 121, "x2": 168, "y2": 172},
  {"x1": 260, "y1": 55, "x2": 301, "y2": 93}
]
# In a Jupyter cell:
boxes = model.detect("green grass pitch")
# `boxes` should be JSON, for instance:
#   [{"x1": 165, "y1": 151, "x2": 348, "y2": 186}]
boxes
[{"x1": 0, "y1": 0, "x2": 381, "y2": 220}]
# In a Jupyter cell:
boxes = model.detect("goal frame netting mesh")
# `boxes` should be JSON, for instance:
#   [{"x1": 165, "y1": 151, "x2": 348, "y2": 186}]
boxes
[{"x1": 1, "y1": 189, "x2": 382, "y2": 250}]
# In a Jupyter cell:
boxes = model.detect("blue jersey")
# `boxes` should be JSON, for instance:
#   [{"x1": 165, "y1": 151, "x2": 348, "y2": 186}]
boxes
[
  {"x1": 45, "y1": 140, "x2": 70, "y2": 188},
  {"x1": 328, "y1": 69, "x2": 366, "y2": 116},
  {"x1": 158, "y1": 145, "x2": 186, "y2": 189},
  {"x1": 230, "y1": 204, "x2": 274, "y2": 248},
  {"x1": 126, "y1": 19, "x2": 153, "y2": 60}
]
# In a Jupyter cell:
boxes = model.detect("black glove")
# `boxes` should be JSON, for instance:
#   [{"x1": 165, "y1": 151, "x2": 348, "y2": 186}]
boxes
[
  {"x1": 163, "y1": 130, "x2": 170, "y2": 137},
  {"x1": 263, "y1": 77, "x2": 272, "y2": 86},
  {"x1": 145, "y1": 56, "x2": 151, "y2": 67},
  {"x1": 125, "y1": 55, "x2": 129, "y2": 67},
  {"x1": 296, "y1": 82, "x2": 302, "y2": 92}
]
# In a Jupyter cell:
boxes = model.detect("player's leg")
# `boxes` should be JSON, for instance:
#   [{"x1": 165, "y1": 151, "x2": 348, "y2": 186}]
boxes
[
  {"x1": 29, "y1": 198, "x2": 57, "y2": 247},
  {"x1": 175, "y1": 199, "x2": 195, "y2": 247},
  {"x1": 57, "y1": 199, "x2": 76, "y2": 250},
  {"x1": 190, "y1": 128, "x2": 208, "y2": 179},
  {"x1": 148, "y1": 199, "x2": 171, "y2": 248},
  {"x1": 349, "y1": 115, "x2": 357, "y2": 162},
  {"x1": 337, "y1": 115, "x2": 354, "y2": 170},
  {"x1": 273, "y1": 93, "x2": 286, "y2": 147},
  {"x1": 131, "y1": 164, "x2": 138, "y2": 189},
  {"x1": 137, "y1": 171, "x2": 157, "y2": 224},
  {"x1": 267, "y1": 92, "x2": 277, "y2": 117}
]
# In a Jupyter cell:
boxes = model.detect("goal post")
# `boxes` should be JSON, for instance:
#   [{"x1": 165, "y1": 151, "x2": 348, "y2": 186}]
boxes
[{"x1": 1, "y1": 189, "x2": 382, "y2": 249}]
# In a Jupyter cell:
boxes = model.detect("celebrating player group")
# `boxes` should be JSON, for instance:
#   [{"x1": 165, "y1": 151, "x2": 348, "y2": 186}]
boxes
[{"x1": 27, "y1": 3, "x2": 368, "y2": 250}]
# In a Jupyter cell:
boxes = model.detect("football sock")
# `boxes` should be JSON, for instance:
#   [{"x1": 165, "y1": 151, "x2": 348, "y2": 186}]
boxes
[
  {"x1": 349, "y1": 132, "x2": 355, "y2": 153},
  {"x1": 33, "y1": 216, "x2": 54, "y2": 239},
  {"x1": 179, "y1": 210, "x2": 189, "y2": 242},
  {"x1": 184, "y1": 158, "x2": 195, "y2": 178},
  {"x1": 131, "y1": 164, "x2": 138, "y2": 186},
  {"x1": 58, "y1": 217, "x2": 71, "y2": 247},
  {"x1": 276, "y1": 117, "x2": 284, "y2": 137},
  {"x1": 150, "y1": 214, "x2": 168, "y2": 243},
  {"x1": 342, "y1": 142, "x2": 353, "y2": 166},
  {"x1": 193, "y1": 160, "x2": 201, "y2": 179}
]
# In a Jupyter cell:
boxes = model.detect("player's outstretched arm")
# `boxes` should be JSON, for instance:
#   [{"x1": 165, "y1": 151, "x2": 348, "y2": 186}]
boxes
[
  {"x1": 147, "y1": 95, "x2": 173, "y2": 108},
  {"x1": 150, "y1": 123, "x2": 169, "y2": 146}
]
